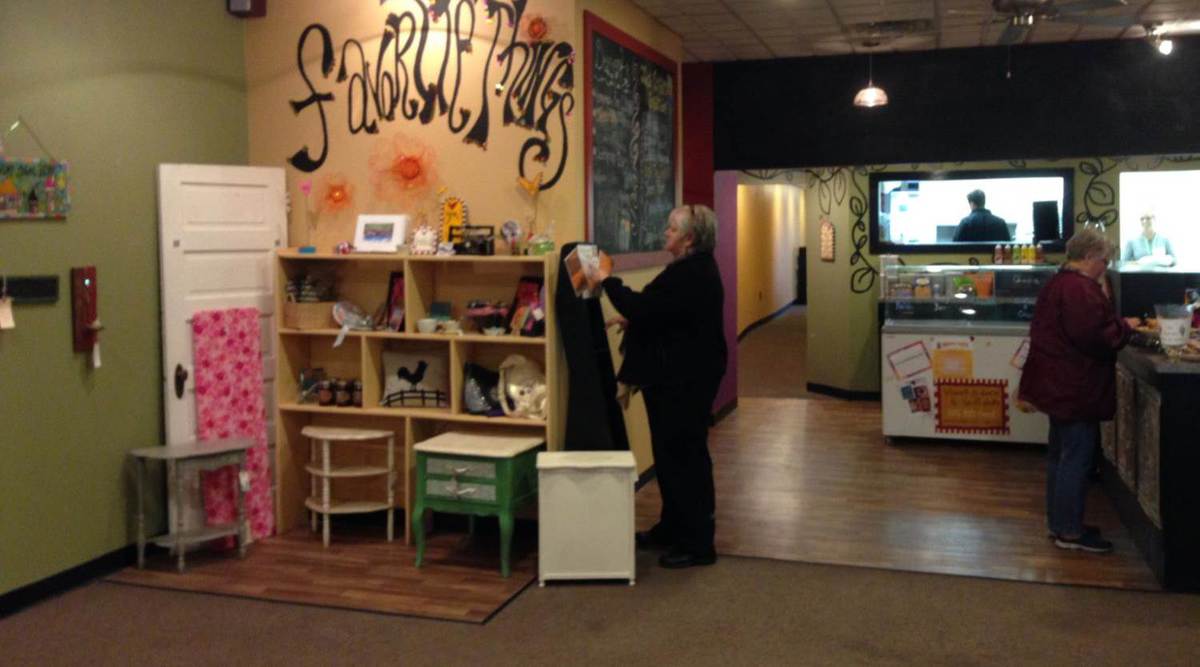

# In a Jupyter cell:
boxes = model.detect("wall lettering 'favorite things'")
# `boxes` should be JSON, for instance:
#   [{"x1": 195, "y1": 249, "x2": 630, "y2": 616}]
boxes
[{"x1": 289, "y1": 0, "x2": 575, "y2": 191}]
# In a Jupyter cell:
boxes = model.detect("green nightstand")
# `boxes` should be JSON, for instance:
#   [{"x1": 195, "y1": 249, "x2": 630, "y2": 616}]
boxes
[{"x1": 412, "y1": 432, "x2": 544, "y2": 577}]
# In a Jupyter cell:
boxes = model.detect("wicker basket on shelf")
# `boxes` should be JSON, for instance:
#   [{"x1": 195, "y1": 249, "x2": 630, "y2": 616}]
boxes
[{"x1": 283, "y1": 301, "x2": 337, "y2": 330}]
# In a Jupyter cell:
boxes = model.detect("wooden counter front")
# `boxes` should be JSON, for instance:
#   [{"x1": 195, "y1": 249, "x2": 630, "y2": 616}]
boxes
[{"x1": 1101, "y1": 347, "x2": 1200, "y2": 592}]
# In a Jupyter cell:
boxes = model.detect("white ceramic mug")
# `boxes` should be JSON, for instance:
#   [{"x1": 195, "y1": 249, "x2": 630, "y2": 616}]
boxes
[{"x1": 417, "y1": 318, "x2": 437, "y2": 334}]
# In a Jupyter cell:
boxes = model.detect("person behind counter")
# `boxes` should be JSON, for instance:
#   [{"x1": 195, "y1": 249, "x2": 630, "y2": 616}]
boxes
[
  {"x1": 1018, "y1": 227, "x2": 1132, "y2": 554},
  {"x1": 953, "y1": 189, "x2": 1012, "y2": 243},
  {"x1": 586, "y1": 204, "x2": 727, "y2": 569},
  {"x1": 1122, "y1": 212, "x2": 1175, "y2": 267}
]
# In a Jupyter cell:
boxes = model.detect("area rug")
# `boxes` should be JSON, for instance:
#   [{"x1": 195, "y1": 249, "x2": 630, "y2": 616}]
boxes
[{"x1": 106, "y1": 526, "x2": 537, "y2": 624}]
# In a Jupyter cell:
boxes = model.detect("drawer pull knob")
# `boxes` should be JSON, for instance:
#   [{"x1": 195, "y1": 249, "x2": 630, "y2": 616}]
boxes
[
  {"x1": 453, "y1": 466, "x2": 470, "y2": 475},
  {"x1": 455, "y1": 487, "x2": 476, "y2": 497}
]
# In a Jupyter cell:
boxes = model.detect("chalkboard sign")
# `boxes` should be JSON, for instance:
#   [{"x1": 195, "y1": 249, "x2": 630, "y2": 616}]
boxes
[{"x1": 584, "y1": 12, "x2": 677, "y2": 268}]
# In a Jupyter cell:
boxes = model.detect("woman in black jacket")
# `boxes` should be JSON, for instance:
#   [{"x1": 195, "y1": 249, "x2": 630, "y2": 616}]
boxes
[{"x1": 589, "y1": 204, "x2": 727, "y2": 568}]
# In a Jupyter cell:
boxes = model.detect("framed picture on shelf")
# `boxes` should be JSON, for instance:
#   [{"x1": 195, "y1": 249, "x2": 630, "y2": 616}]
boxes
[
  {"x1": 386, "y1": 271, "x2": 404, "y2": 331},
  {"x1": 353, "y1": 214, "x2": 409, "y2": 253},
  {"x1": 508, "y1": 275, "x2": 546, "y2": 337}
]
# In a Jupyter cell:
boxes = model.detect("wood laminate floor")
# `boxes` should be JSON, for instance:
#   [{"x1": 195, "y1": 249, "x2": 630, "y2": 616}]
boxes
[
  {"x1": 107, "y1": 525, "x2": 536, "y2": 623},
  {"x1": 637, "y1": 397, "x2": 1159, "y2": 590}
]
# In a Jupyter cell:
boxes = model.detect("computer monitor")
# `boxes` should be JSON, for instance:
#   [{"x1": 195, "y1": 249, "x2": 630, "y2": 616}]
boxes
[{"x1": 1032, "y1": 201, "x2": 1061, "y2": 247}]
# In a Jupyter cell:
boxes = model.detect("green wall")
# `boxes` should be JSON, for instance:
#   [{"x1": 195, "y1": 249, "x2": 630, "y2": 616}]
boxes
[
  {"x1": 0, "y1": 2, "x2": 247, "y2": 595},
  {"x1": 777, "y1": 155, "x2": 1200, "y2": 393}
]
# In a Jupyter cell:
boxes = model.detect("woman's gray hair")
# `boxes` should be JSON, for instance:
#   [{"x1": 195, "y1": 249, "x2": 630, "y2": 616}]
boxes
[
  {"x1": 1065, "y1": 226, "x2": 1114, "y2": 261},
  {"x1": 675, "y1": 204, "x2": 718, "y2": 254}
]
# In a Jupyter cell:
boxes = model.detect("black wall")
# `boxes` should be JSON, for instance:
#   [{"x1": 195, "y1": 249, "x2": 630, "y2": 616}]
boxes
[{"x1": 714, "y1": 36, "x2": 1200, "y2": 170}]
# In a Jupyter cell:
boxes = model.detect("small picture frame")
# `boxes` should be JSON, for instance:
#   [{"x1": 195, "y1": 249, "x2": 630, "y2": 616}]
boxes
[
  {"x1": 386, "y1": 271, "x2": 405, "y2": 332},
  {"x1": 354, "y1": 214, "x2": 409, "y2": 253}
]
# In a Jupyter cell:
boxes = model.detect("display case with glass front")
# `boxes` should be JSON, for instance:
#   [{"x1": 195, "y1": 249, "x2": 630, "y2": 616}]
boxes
[
  {"x1": 880, "y1": 263, "x2": 1058, "y2": 325},
  {"x1": 879, "y1": 263, "x2": 1058, "y2": 444}
]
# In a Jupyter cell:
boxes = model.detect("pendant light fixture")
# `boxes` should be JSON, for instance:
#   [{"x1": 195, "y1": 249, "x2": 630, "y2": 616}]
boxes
[{"x1": 853, "y1": 53, "x2": 889, "y2": 108}]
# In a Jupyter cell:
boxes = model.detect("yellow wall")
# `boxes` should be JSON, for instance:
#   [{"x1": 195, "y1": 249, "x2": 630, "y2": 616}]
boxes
[
  {"x1": 245, "y1": 1, "x2": 581, "y2": 249},
  {"x1": 736, "y1": 183, "x2": 804, "y2": 333},
  {"x1": 245, "y1": 0, "x2": 681, "y2": 475}
]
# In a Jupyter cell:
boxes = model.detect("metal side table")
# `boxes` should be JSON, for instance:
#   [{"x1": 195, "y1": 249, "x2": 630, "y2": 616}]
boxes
[{"x1": 130, "y1": 438, "x2": 253, "y2": 572}]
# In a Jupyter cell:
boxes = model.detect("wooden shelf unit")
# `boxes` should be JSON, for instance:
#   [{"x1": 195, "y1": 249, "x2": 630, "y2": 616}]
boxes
[{"x1": 274, "y1": 250, "x2": 561, "y2": 543}]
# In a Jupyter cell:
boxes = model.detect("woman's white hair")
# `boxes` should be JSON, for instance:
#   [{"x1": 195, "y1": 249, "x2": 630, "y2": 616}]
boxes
[
  {"x1": 1065, "y1": 226, "x2": 1114, "y2": 261},
  {"x1": 675, "y1": 204, "x2": 718, "y2": 254}
]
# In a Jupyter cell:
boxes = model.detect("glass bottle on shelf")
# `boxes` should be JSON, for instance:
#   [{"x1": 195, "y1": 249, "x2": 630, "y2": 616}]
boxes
[{"x1": 993, "y1": 244, "x2": 1003, "y2": 265}]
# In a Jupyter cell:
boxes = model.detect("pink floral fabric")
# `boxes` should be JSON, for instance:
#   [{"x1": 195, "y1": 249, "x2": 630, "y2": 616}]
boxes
[{"x1": 192, "y1": 308, "x2": 274, "y2": 539}]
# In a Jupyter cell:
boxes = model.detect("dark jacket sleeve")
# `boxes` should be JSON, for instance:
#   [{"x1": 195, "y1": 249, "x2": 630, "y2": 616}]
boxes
[
  {"x1": 1057, "y1": 279, "x2": 1132, "y2": 361},
  {"x1": 600, "y1": 253, "x2": 727, "y2": 388},
  {"x1": 601, "y1": 267, "x2": 690, "y2": 329}
]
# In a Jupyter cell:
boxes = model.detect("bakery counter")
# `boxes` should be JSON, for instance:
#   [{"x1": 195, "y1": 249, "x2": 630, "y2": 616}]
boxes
[{"x1": 1100, "y1": 346, "x2": 1200, "y2": 591}]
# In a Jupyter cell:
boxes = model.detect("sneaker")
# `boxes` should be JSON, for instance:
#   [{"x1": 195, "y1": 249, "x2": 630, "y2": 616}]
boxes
[
  {"x1": 1054, "y1": 532, "x2": 1113, "y2": 554},
  {"x1": 1047, "y1": 524, "x2": 1100, "y2": 540}
]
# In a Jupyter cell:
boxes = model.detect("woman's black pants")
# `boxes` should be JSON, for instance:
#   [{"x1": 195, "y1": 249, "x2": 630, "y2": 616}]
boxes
[{"x1": 643, "y1": 381, "x2": 718, "y2": 556}]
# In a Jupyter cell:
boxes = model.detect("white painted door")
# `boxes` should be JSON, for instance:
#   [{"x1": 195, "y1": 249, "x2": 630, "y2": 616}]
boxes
[{"x1": 157, "y1": 163, "x2": 285, "y2": 534}]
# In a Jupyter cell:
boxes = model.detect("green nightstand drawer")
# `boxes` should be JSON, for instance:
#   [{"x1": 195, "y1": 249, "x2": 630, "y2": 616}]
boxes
[
  {"x1": 425, "y1": 478, "x2": 497, "y2": 503},
  {"x1": 425, "y1": 457, "x2": 497, "y2": 480}
]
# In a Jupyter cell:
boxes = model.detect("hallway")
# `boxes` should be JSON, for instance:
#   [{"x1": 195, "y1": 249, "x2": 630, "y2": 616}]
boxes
[{"x1": 737, "y1": 305, "x2": 817, "y2": 399}]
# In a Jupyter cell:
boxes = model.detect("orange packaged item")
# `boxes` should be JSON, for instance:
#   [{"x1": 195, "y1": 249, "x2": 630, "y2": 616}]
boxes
[{"x1": 970, "y1": 272, "x2": 994, "y2": 299}]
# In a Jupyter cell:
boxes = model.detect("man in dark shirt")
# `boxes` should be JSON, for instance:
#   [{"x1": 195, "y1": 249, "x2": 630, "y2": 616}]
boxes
[{"x1": 953, "y1": 189, "x2": 1012, "y2": 242}]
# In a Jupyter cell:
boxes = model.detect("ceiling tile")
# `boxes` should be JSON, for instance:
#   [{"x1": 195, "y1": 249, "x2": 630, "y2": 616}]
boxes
[{"x1": 632, "y1": 0, "x2": 1200, "y2": 61}]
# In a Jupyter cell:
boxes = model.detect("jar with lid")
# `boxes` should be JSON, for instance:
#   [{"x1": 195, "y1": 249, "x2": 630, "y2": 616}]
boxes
[
  {"x1": 914, "y1": 277, "x2": 932, "y2": 299},
  {"x1": 335, "y1": 379, "x2": 353, "y2": 407},
  {"x1": 317, "y1": 380, "x2": 335, "y2": 406}
]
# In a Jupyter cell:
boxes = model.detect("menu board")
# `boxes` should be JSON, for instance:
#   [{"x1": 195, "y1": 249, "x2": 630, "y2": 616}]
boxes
[{"x1": 587, "y1": 19, "x2": 676, "y2": 258}]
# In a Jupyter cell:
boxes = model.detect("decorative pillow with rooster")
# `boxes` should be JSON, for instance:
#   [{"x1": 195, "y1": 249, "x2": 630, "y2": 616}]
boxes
[{"x1": 381, "y1": 348, "x2": 449, "y2": 407}]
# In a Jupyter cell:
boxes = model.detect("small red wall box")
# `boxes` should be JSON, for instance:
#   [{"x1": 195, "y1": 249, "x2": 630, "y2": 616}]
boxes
[
  {"x1": 226, "y1": 0, "x2": 266, "y2": 18},
  {"x1": 70, "y1": 267, "x2": 98, "y2": 352}
]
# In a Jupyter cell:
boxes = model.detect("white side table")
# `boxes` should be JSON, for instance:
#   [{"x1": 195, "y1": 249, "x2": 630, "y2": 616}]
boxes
[
  {"x1": 301, "y1": 426, "x2": 396, "y2": 547},
  {"x1": 130, "y1": 438, "x2": 253, "y2": 572},
  {"x1": 536, "y1": 451, "x2": 637, "y2": 586}
]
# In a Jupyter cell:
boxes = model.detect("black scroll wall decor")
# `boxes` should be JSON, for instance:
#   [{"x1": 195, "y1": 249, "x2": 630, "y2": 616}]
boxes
[
  {"x1": 1075, "y1": 157, "x2": 1119, "y2": 229},
  {"x1": 288, "y1": 0, "x2": 575, "y2": 191},
  {"x1": 847, "y1": 168, "x2": 880, "y2": 294}
]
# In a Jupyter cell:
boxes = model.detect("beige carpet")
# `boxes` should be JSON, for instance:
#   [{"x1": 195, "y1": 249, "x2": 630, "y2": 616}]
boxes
[{"x1": 6, "y1": 551, "x2": 1199, "y2": 665}]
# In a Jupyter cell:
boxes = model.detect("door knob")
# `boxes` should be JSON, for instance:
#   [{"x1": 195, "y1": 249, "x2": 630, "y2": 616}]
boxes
[{"x1": 174, "y1": 363, "x2": 189, "y2": 399}]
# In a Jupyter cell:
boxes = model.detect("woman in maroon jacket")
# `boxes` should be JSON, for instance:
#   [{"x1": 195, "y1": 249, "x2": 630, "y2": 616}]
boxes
[{"x1": 1018, "y1": 227, "x2": 1131, "y2": 554}]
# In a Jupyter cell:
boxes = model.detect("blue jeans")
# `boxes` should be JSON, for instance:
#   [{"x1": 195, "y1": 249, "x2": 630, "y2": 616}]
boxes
[{"x1": 1046, "y1": 419, "x2": 1099, "y2": 537}]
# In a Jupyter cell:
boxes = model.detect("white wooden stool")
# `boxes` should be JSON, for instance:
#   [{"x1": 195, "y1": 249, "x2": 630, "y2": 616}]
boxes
[{"x1": 301, "y1": 426, "x2": 396, "y2": 547}]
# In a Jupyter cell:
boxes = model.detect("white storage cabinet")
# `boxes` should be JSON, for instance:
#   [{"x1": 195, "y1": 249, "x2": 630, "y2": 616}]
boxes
[{"x1": 536, "y1": 451, "x2": 636, "y2": 586}]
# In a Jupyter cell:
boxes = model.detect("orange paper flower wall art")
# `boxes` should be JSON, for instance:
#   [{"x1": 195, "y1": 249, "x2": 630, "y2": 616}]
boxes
[
  {"x1": 524, "y1": 15, "x2": 550, "y2": 42},
  {"x1": 316, "y1": 173, "x2": 354, "y2": 214},
  {"x1": 369, "y1": 133, "x2": 438, "y2": 204}
]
